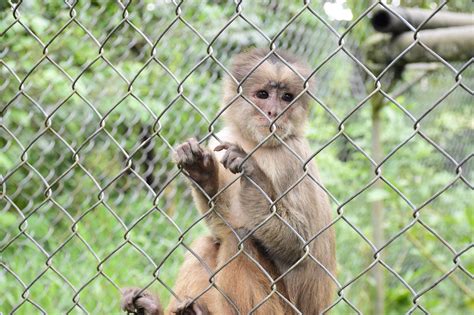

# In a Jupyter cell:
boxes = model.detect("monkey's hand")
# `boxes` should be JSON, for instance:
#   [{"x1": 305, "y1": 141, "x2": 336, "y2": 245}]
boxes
[
  {"x1": 174, "y1": 138, "x2": 219, "y2": 197},
  {"x1": 214, "y1": 142, "x2": 259, "y2": 176},
  {"x1": 215, "y1": 142, "x2": 275, "y2": 200},
  {"x1": 121, "y1": 288, "x2": 163, "y2": 315}
]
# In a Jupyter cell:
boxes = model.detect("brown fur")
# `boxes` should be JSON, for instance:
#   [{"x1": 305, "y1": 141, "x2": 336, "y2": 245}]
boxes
[
  {"x1": 167, "y1": 235, "x2": 291, "y2": 314},
  {"x1": 122, "y1": 49, "x2": 336, "y2": 315}
]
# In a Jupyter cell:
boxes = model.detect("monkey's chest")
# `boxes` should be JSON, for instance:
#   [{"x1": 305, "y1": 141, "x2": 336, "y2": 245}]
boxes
[{"x1": 254, "y1": 152, "x2": 304, "y2": 193}]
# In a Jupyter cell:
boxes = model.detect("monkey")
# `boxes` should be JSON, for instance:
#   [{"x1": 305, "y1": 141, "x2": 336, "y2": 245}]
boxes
[{"x1": 121, "y1": 48, "x2": 336, "y2": 315}]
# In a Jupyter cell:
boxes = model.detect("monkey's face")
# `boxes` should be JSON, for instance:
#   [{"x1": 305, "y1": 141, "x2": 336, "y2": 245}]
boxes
[{"x1": 224, "y1": 59, "x2": 310, "y2": 146}]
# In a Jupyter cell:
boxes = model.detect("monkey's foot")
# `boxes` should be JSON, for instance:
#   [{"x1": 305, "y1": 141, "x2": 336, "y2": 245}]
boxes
[
  {"x1": 171, "y1": 297, "x2": 209, "y2": 315},
  {"x1": 121, "y1": 288, "x2": 163, "y2": 315}
]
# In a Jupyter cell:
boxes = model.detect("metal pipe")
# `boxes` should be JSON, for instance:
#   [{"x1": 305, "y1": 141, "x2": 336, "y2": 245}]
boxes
[
  {"x1": 371, "y1": 7, "x2": 473, "y2": 34},
  {"x1": 366, "y1": 26, "x2": 474, "y2": 64}
]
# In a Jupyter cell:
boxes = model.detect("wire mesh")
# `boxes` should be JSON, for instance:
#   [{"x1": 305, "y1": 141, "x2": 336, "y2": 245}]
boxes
[{"x1": 1, "y1": 0, "x2": 472, "y2": 314}]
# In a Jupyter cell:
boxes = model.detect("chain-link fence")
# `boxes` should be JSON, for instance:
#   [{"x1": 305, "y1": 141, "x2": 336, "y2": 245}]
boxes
[{"x1": 1, "y1": 1, "x2": 472, "y2": 314}]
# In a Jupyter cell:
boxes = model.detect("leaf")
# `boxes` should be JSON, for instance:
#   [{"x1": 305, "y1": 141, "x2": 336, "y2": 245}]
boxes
[
  {"x1": 0, "y1": 211, "x2": 17, "y2": 228},
  {"x1": 0, "y1": 153, "x2": 14, "y2": 170}
]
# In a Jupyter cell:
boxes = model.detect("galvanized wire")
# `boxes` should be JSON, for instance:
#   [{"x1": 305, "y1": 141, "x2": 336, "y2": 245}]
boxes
[{"x1": 1, "y1": 1, "x2": 472, "y2": 314}]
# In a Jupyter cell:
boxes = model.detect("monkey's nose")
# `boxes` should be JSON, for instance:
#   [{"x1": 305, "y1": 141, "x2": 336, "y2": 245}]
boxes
[{"x1": 267, "y1": 111, "x2": 278, "y2": 118}]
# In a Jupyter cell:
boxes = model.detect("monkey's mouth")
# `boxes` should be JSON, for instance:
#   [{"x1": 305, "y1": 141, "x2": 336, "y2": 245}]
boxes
[
  {"x1": 255, "y1": 117, "x2": 287, "y2": 130},
  {"x1": 256, "y1": 124, "x2": 286, "y2": 132}
]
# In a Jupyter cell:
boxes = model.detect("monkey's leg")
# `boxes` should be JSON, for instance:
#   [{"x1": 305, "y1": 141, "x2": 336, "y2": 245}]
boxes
[
  {"x1": 214, "y1": 235, "x2": 291, "y2": 315},
  {"x1": 167, "y1": 236, "x2": 220, "y2": 315}
]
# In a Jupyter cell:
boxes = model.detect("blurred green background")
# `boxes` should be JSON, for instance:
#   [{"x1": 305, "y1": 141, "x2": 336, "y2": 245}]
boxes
[{"x1": 1, "y1": 0, "x2": 472, "y2": 314}]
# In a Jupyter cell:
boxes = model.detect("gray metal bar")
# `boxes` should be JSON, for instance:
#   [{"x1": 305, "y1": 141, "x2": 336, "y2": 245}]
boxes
[
  {"x1": 366, "y1": 26, "x2": 474, "y2": 64},
  {"x1": 372, "y1": 7, "x2": 474, "y2": 33}
]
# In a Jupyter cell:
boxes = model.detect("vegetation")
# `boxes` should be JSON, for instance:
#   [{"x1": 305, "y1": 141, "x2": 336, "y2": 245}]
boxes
[{"x1": 1, "y1": 1, "x2": 472, "y2": 314}]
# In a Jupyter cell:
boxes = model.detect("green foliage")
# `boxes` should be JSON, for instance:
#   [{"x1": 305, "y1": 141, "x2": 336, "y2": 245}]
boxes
[{"x1": 1, "y1": 1, "x2": 472, "y2": 314}]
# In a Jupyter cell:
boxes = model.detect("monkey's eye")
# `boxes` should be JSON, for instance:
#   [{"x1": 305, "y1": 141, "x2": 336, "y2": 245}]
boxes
[
  {"x1": 256, "y1": 90, "x2": 269, "y2": 99},
  {"x1": 282, "y1": 93, "x2": 294, "y2": 102}
]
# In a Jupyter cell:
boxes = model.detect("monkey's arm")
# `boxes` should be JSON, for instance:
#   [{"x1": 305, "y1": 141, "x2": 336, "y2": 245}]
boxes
[
  {"x1": 174, "y1": 138, "x2": 233, "y2": 236},
  {"x1": 216, "y1": 143, "x2": 309, "y2": 265},
  {"x1": 240, "y1": 185, "x2": 310, "y2": 266}
]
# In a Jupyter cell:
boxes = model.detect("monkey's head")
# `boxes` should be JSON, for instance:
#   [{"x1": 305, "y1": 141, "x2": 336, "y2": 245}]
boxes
[{"x1": 223, "y1": 48, "x2": 312, "y2": 147}]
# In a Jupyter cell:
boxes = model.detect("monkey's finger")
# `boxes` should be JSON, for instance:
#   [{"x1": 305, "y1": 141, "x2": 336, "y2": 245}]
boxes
[
  {"x1": 171, "y1": 151, "x2": 179, "y2": 164},
  {"x1": 174, "y1": 146, "x2": 187, "y2": 165},
  {"x1": 220, "y1": 149, "x2": 232, "y2": 168},
  {"x1": 121, "y1": 288, "x2": 141, "y2": 312},
  {"x1": 188, "y1": 138, "x2": 203, "y2": 157},
  {"x1": 180, "y1": 143, "x2": 195, "y2": 164},
  {"x1": 134, "y1": 296, "x2": 160, "y2": 315},
  {"x1": 214, "y1": 143, "x2": 230, "y2": 152},
  {"x1": 228, "y1": 157, "x2": 244, "y2": 174},
  {"x1": 214, "y1": 141, "x2": 240, "y2": 152},
  {"x1": 202, "y1": 152, "x2": 213, "y2": 168},
  {"x1": 224, "y1": 155, "x2": 239, "y2": 170}
]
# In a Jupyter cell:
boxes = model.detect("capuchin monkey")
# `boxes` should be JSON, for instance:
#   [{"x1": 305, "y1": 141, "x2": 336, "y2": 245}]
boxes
[{"x1": 121, "y1": 48, "x2": 336, "y2": 315}]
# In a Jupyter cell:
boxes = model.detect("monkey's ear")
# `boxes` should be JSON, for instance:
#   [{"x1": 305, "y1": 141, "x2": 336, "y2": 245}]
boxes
[
  {"x1": 289, "y1": 61, "x2": 315, "y2": 92},
  {"x1": 229, "y1": 47, "x2": 272, "y2": 83}
]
